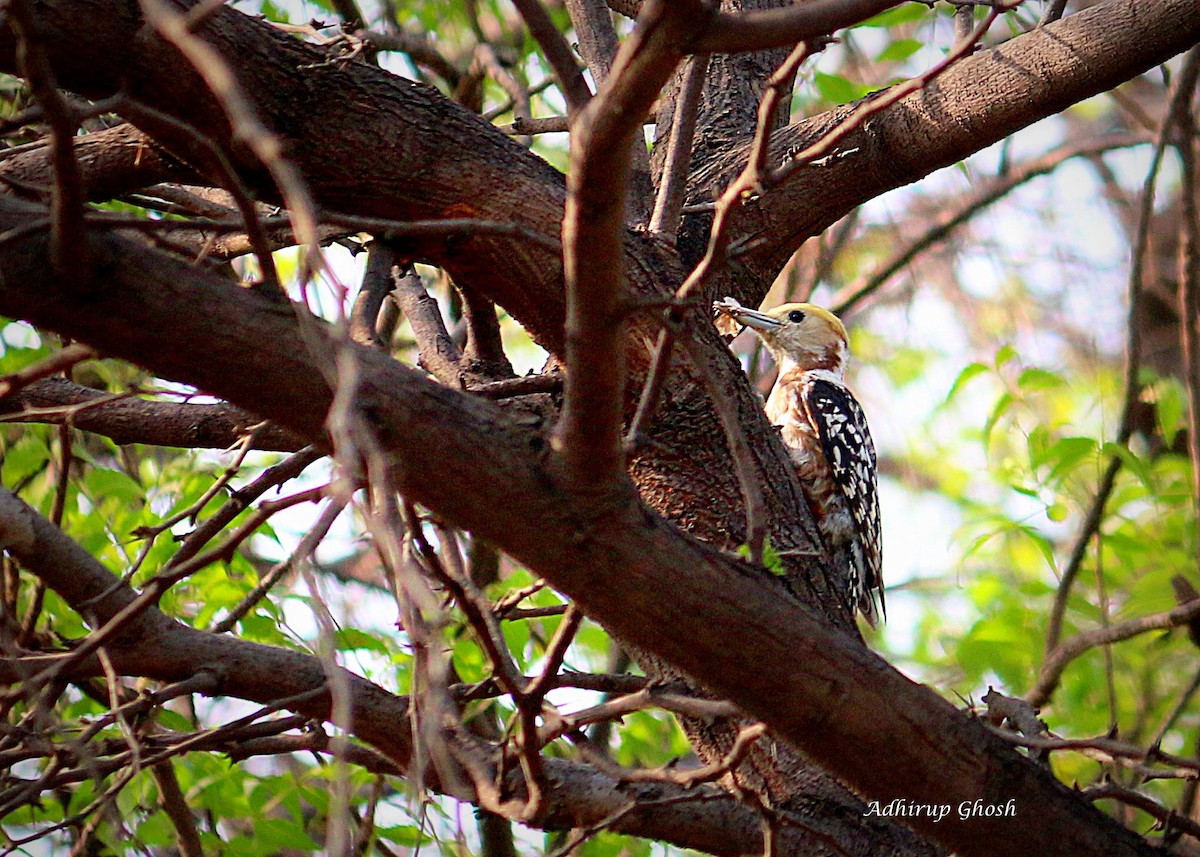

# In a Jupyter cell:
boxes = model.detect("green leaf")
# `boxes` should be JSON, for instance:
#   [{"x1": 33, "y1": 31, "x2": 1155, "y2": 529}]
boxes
[
  {"x1": 1104, "y1": 442, "x2": 1153, "y2": 492},
  {"x1": 1016, "y1": 524, "x2": 1057, "y2": 573},
  {"x1": 856, "y1": 3, "x2": 928, "y2": 27},
  {"x1": 814, "y1": 72, "x2": 868, "y2": 105},
  {"x1": 762, "y1": 538, "x2": 783, "y2": 576},
  {"x1": 155, "y1": 708, "x2": 194, "y2": 733},
  {"x1": 135, "y1": 812, "x2": 174, "y2": 847},
  {"x1": 944, "y1": 362, "x2": 988, "y2": 405},
  {"x1": 377, "y1": 825, "x2": 432, "y2": 846},
  {"x1": 876, "y1": 38, "x2": 923, "y2": 62},
  {"x1": 983, "y1": 391, "x2": 1014, "y2": 451},
  {"x1": 1043, "y1": 436, "x2": 1099, "y2": 483},
  {"x1": 83, "y1": 468, "x2": 144, "y2": 504},
  {"x1": 453, "y1": 631, "x2": 487, "y2": 683},
  {"x1": 994, "y1": 343, "x2": 1018, "y2": 369},
  {"x1": 880, "y1": 345, "x2": 930, "y2": 387},
  {"x1": 253, "y1": 817, "x2": 320, "y2": 851},
  {"x1": 1153, "y1": 378, "x2": 1186, "y2": 448},
  {"x1": 1017, "y1": 367, "x2": 1066, "y2": 393},
  {"x1": 334, "y1": 627, "x2": 390, "y2": 654},
  {"x1": 503, "y1": 618, "x2": 531, "y2": 669},
  {"x1": 736, "y1": 537, "x2": 784, "y2": 576}
]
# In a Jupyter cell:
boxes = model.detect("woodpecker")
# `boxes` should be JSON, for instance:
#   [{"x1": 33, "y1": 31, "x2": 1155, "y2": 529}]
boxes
[{"x1": 714, "y1": 297, "x2": 884, "y2": 626}]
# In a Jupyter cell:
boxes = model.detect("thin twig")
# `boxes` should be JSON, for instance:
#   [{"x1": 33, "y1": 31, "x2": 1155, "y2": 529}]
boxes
[
  {"x1": 538, "y1": 686, "x2": 739, "y2": 747},
  {"x1": 474, "y1": 44, "x2": 533, "y2": 143},
  {"x1": 356, "y1": 28, "x2": 461, "y2": 86},
  {"x1": 1043, "y1": 49, "x2": 1200, "y2": 659},
  {"x1": 514, "y1": 604, "x2": 582, "y2": 821},
  {"x1": 1038, "y1": 0, "x2": 1068, "y2": 27},
  {"x1": 83, "y1": 208, "x2": 562, "y2": 252},
  {"x1": 168, "y1": 446, "x2": 322, "y2": 569},
  {"x1": 151, "y1": 761, "x2": 203, "y2": 857},
  {"x1": 1083, "y1": 783, "x2": 1200, "y2": 844},
  {"x1": 154, "y1": 485, "x2": 329, "y2": 587},
  {"x1": 1147, "y1": 664, "x2": 1200, "y2": 766},
  {"x1": 498, "y1": 115, "x2": 571, "y2": 135},
  {"x1": 989, "y1": 729, "x2": 1200, "y2": 776},
  {"x1": 649, "y1": 54, "x2": 710, "y2": 239},
  {"x1": 626, "y1": 42, "x2": 821, "y2": 451},
  {"x1": 524, "y1": 605, "x2": 582, "y2": 703},
  {"x1": 7, "y1": 0, "x2": 89, "y2": 278},
  {"x1": 833, "y1": 132, "x2": 1148, "y2": 315},
  {"x1": 407, "y1": 507, "x2": 523, "y2": 695},
  {"x1": 0, "y1": 344, "x2": 96, "y2": 403},
  {"x1": 115, "y1": 97, "x2": 281, "y2": 288},
  {"x1": 210, "y1": 497, "x2": 348, "y2": 633},
  {"x1": 1029, "y1": 598, "x2": 1200, "y2": 709},
  {"x1": 511, "y1": 0, "x2": 592, "y2": 113},
  {"x1": 137, "y1": 0, "x2": 325, "y2": 284},
  {"x1": 769, "y1": 7, "x2": 1008, "y2": 186},
  {"x1": 467, "y1": 373, "x2": 562, "y2": 400}
]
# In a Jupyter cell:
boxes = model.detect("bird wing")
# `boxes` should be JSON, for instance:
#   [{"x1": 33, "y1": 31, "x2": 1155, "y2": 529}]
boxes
[{"x1": 802, "y1": 378, "x2": 885, "y2": 622}]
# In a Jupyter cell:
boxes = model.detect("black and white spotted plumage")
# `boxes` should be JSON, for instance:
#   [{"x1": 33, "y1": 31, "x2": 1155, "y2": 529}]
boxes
[
  {"x1": 713, "y1": 297, "x2": 885, "y2": 626},
  {"x1": 803, "y1": 378, "x2": 884, "y2": 625}
]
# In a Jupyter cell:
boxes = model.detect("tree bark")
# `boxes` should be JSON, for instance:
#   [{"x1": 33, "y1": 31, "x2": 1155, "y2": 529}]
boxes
[
  {"x1": 0, "y1": 194, "x2": 1161, "y2": 856},
  {"x1": 1, "y1": 1, "x2": 1197, "y2": 853}
]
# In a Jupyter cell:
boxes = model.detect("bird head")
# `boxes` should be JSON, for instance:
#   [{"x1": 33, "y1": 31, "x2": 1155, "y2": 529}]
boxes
[{"x1": 714, "y1": 299, "x2": 849, "y2": 377}]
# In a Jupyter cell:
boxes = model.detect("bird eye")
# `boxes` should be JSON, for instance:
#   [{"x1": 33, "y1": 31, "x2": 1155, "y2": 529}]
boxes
[{"x1": 787, "y1": 310, "x2": 806, "y2": 323}]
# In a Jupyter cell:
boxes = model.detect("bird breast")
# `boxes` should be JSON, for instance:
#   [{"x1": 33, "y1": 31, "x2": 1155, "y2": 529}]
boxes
[{"x1": 766, "y1": 374, "x2": 856, "y2": 545}]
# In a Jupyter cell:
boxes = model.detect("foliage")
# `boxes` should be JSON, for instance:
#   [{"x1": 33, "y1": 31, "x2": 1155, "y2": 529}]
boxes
[{"x1": 1, "y1": 0, "x2": 1197, "y2": 854}]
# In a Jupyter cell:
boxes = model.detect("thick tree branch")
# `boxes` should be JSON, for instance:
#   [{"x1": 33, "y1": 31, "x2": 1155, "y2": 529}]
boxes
[
  {"x1": 0, "y1": 377, "x2": 305, "y2": 451},
  {"x1": 690, "y1": 0, "x2": 899, "y2": 54},
  {"x1": 693, "y1": 0, "x2": 1200, "y2": 299},
  {"x1": 556, "y1": 1, "x2": 706, "y2": 487},
  {"x1": 0, "y1": 194, "x2": 1160, "y2": 857},
  {"x1": 0, "y1": 124, "x2": 196, "y2": 203},
  {"x1": 0, "y1": 0, "x2": 570, "y2": 346},
  {"x1": 2, "y1": 0, "x2": 1195, "y2": 352},
  {"x1": 0, "y1": 487, "x2": 820, "y2": 856}
]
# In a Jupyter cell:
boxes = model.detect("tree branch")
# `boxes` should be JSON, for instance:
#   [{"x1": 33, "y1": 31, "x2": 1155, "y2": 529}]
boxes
[
  {"x1": 511, "y1": 0, "x2": 593, "y2": 113},
  {"x1": 556, "y1": 1, "x2": 706, "y2": 487},
  {"x1": 699, "y1": 0, "x2": 1200, "y2": 295},
  {"x1": 688, "y1": 0, "x2": 901, "y2": 54},
  {"x1": 0, "y1": 484, "x2": 899, "y2": 857},
  {"x1": 2, "y1": 0, "x2": 1196, "y2": 355},
  {"x1": 1030, "y1": 598, "x2": 1200, "y2": 710},
  {"x1": 0, "y1": 377, "x2": 305, "y2": 451},
  {"x1": 0, "y1": 192, "x2": 1161, "y2": 857}
]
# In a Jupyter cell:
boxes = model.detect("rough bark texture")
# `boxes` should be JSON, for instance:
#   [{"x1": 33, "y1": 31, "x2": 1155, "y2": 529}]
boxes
[
  {"x1": 0, "y1": 0, "x2": 1197, "y2": 853},
  {"x1": 0, "y1": 377, "x2": 305, "y2": 451},
  {"x1": 0, "y1": 195, "x2": 1162, "y2": 857}
]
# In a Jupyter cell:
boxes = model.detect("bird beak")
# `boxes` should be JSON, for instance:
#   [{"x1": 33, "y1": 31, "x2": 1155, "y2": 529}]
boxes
[{"x1": 725, "y1": 306, "x2": 783, "y2": 332}]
